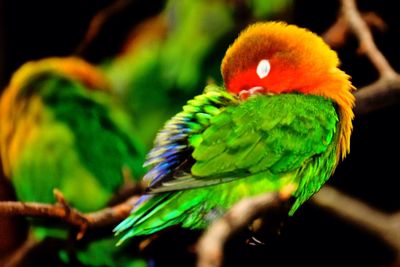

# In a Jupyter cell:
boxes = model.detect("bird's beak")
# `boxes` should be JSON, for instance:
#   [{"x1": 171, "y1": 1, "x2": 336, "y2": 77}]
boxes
[{"x1": 239, "y1": 86, "x2": 264, "y2": 100}]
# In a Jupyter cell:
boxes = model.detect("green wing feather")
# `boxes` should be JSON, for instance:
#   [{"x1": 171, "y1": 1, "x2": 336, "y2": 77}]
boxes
[
  {"x1": 150, "y1": 93, "x2": 338, "y2": 192},
  {"x1": 116, "y1": 86, "x2": 339, "y2": 239}
]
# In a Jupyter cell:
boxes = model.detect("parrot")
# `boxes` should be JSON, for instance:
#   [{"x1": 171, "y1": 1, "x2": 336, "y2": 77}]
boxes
[
  {"x1": 0, "y1": 57, "x2": 146, "y2": 216},
  {"x1": 114, "y1": 21, "x2": 355, "y2": 241}
]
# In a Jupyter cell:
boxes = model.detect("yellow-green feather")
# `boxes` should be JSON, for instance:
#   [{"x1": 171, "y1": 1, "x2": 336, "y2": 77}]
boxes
[{"x1": 2, "y1": 70, "x2": 145, "y2": 212}]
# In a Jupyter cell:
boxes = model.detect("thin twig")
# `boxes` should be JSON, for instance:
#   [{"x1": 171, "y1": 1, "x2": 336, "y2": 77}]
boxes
[
  {"x1": 75, "y1": 0, "x2": 134, "y2": 55},
  {"x1": 312, "y1": 186, "x2": 400, "y2": 257},
  {"x1": 86, "y1": 195, "x2": 139, "y2": 228},
  {"x1": 323, "y1": 12, "x2": 386, "y2": 49},
  {"x1": 196, "y1": 193, "x2": 281, "y2": 267},
  {"x1": 322, "y1": 15, "x2": 348, "y2": 49},
  {"x1": 341, "y1": 0, "x2": 397, "y2": 79}
]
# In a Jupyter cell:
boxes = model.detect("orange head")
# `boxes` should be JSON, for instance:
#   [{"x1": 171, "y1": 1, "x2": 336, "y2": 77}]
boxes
[{"x1": 221, "y1": 21, "x2": 355, "y2": 160}]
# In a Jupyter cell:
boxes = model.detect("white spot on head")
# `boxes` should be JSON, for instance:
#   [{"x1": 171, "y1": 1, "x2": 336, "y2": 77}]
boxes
[{"x1": 256, "y1": 59, "x2": 270, "y2": 79}]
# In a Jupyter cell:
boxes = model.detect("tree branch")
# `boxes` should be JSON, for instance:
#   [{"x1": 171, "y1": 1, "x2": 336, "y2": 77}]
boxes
[
  {"x1": 341, "y1": 0, "x2": 400, "y2": 116},
  {"x1": 323, "y1": 0, "x2": 400, "y2": 116},
  {"x1": 354, "y1": 77, "x2": 400, "y2": 115},
  {"x1": 0, "y1": 190, "x2": 140, "y2": 240},
  {"x1": 341, "y1": 0, "x2": 396, "y2": 79},
  {"x1": 322, "y1": 12, "x2": 386, "y2": 50},
  {"x1": 312, "y1": 186, "x2": 400, "y2": 257},
  {"x1": 196, "y1": 193, "x2": 281, "y2": 267},
  {"x1": 85, "y1": 195, "x2": 139, "y2": 229}
]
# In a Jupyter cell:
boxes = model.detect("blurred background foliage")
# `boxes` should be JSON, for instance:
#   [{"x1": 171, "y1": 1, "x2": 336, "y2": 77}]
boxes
[
  {"x1": 101, "y1": 0, "x2": 293, "y2": 147},
  {"x1": 1, "y1": 0, "x2": 400, "y2": 266}
]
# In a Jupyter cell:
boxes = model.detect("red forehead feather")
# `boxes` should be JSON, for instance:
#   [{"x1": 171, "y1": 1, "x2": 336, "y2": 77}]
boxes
[{"x1": 221, "y1": 22, "x2": 339, "y2": 90}]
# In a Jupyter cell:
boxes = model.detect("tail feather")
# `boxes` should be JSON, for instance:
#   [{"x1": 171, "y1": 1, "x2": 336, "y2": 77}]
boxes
[
  {"x1": 115, "y1": 192, "x2": 193, "y2": 245},
  {"x1": 114, "y1": 193, "x2": 171, "y2": 232}
]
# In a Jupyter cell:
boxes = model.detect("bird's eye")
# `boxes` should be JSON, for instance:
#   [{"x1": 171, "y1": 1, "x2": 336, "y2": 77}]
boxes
[{"x1": 256, "y1": 59, "x2": 270, "y2": 79}]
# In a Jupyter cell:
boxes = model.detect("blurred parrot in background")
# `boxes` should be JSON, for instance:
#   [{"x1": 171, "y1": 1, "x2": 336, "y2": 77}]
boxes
[
  {"x1": 115, "y1": 22, "x2": 355, "y2": 241},
  {"x1": 0, "y1": 57, "x2": 146, "y2": 219},
  {"x1": 102, "y1": 0, "x2": 293, "y2": 148}
]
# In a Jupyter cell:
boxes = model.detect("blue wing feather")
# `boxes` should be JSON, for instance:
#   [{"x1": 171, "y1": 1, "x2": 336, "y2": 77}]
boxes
[{"x1": 142, "y1": 85, "x2": 237, "y2": 189}]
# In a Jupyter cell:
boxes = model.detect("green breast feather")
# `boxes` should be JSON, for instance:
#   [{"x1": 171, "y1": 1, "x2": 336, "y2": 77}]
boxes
[{"x1": 115, "y1": 85, "x2": 339, "y2": 240}]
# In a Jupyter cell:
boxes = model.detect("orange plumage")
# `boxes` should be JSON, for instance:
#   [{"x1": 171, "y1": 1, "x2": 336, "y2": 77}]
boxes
[{"x1": 221, "y1": 21, "x2": 355, "y2": 161}]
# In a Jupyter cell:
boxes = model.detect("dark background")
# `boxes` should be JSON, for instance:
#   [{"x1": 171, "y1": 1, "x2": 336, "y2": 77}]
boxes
[{"x1": 1, "y1": 0, "x2": 400, "y2": 266}]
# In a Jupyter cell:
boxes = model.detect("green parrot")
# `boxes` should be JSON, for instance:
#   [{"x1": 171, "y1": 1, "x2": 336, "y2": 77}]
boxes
[
  {"x1": 0, "y1": 57, "x2": 146, "y2": 215},
  {"x1": 115, "y1": 22, "x2": 355, "y2": 241}
]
